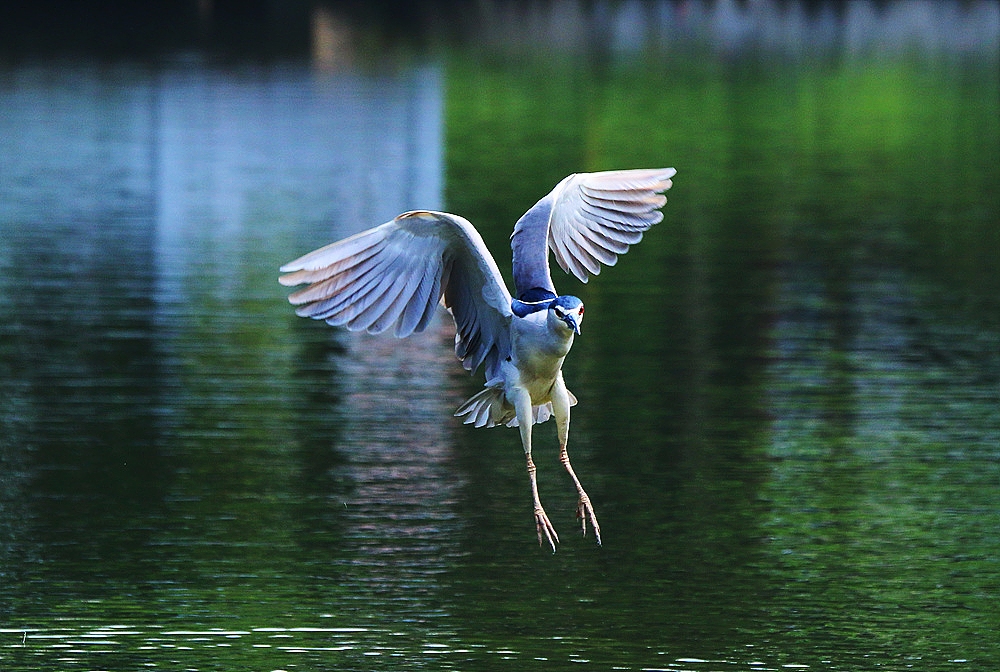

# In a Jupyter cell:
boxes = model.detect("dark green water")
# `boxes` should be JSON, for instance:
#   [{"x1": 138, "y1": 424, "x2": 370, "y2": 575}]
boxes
[{"x1": 2, "y1": 2, "x2": 998, "y2": 671}]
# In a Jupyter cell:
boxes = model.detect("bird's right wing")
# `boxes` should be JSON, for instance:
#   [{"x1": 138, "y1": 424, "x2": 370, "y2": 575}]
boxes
[{"x1": 279, "y1": 210, "x2": 513, "y2": 381}]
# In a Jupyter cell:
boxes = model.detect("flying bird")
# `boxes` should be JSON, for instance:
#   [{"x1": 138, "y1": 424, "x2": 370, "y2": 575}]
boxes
[{"x1": 279, "y1": 168, "x2": 676, "y2": 550}]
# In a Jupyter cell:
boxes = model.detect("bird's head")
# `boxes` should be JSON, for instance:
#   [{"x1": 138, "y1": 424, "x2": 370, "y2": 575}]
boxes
[{"x1": 548, "y1": 295, "x2": 584, "y2": 335}]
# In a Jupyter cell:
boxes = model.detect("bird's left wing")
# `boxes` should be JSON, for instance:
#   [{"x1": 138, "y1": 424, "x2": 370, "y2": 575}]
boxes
[
  {"x1": 510, "y1": 168, "x2": 676, "y2": 297},
  {"x1": 279, "y1": 210, "x2": 513, "y2": 381}
]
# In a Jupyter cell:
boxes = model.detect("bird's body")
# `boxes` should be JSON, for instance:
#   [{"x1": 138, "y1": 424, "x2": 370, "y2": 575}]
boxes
[
  {"x1": 457, "y1": 304, "x2": 577, "y2": 426},
  {"x1": 280, "y1": 168, "x2": 676, "y2": 550},
  {"x1": 509, "y1": 311, "x2": 573, "y2": 402}
]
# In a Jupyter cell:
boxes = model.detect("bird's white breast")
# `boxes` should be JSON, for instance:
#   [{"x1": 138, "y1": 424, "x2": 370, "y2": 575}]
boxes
[{"x1": 507, "y1": 313, "x2": 575, "y2": 404}]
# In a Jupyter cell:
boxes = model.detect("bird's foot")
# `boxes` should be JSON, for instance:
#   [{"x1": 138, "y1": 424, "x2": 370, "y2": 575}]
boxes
[
  {"x1": 535, "y1": 506, "x2": 559, "y2": 552},
  {"x1": 576, "y1": 493, "x2": 602, "y2": 546}
]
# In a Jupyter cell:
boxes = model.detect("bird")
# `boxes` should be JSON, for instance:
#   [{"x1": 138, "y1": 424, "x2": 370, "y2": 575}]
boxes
[{"x1": 279, "y1": 168, "x2": 676, "y2": 551}]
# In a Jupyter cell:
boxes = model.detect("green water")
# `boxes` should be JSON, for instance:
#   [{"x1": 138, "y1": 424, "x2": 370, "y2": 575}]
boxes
[{"x1": 2, "y1": 2, "x2": 998, "y2": 670}]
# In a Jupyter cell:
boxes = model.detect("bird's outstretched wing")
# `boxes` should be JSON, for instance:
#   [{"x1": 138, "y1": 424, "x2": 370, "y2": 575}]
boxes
[
  {"x1": 510, "y1": 168, "x2": 676, "y2": 298},
  {"x1": 279, "y1": 210, "x2": 513, "y2": 381}
]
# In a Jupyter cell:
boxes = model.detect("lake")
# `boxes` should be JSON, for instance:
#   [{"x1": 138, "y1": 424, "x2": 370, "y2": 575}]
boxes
[{"x1": 1, "y1": 1, "x2": 998, "y2": 670}]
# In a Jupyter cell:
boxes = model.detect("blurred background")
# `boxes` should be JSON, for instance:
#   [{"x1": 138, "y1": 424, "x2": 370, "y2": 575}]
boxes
[{"x1": 1, "y1": 1, "x2": 998, "y2": 670}]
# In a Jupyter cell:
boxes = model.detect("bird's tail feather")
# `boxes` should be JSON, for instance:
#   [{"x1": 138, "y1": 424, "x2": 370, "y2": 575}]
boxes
[
  {"x1": 454, "y1": 387, "x2": 577, "y2": 429},
  {"x1": 454, "y1": 387, "x2": 514, "y2": 428}
]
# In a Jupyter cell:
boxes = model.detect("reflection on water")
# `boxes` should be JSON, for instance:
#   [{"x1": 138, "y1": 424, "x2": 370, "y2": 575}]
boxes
[
  {"x1": 2, "y1": 2, "x2": 999, "y2": 671},
  {"x1": 333, "y1": 324, "x2": 467, "y2": 607}
]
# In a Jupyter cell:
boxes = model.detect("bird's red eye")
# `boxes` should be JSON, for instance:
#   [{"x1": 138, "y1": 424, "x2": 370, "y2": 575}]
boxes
[{"x1": 579, "y1": 306, "x2": 584, "y2": 316}]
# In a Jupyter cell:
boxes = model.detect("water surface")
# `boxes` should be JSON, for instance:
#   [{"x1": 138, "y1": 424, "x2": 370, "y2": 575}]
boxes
[{"x1": 1, "y1": 2, "x2": 998, "y2": 670}]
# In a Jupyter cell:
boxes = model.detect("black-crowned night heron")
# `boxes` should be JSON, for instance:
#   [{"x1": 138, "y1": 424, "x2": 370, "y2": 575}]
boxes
[{"x1": 279, "y1": 168, "x2": 676, "y2": 551}]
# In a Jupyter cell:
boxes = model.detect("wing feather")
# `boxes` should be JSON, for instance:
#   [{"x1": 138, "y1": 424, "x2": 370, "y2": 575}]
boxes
[
  {"x1": 575, "y1": 215, "x2": 632, "y2": 254},
  {"x1": 564, "y1": 226, "x2": 605, "y2": 275},
  {"x1": 550, "y1": 168, "x2": 674, "y2": 283},
  {"x1": 579, "y1": 199, "x2": 663, "y2": 229},
  {"x1": 571, "y1": 219, "x2": 621, "y2": 266},
  {"x1": 580, "y1": 191, "x2": 667, "y2": 214},
  {"x1": 413, "y1": 266, "x2": 444, "y2": 333},
  {"x1": 287, "y1": 243, "x2": 393, "y2": 309},
  {"x1": 510, "y1": 168, "x2": 675, "y2": 294},
  {"x1": 395, "y1": 260, "x2": 436, "y2": 337},
  {"x1": 347, "y1": 240, "x2": 436, "y2": 331},
  {"x1": 295, "y1": 254, "x2": 394, "y2": 322},
  {"x1": 388, "y1": 256, "x2": 436, "y2": 337},
  {"x1": 280, "y1": 210, "x2": 513, "y2": 380},
  {"x1": 346, "y1": 266, "x2": 412, "y2": 332},
  {"x1": 278, "y1": 231, "x2": 387, "y2": 287},
  {"x1": 549, "y1": 230, "x2": 586, "y2": 282}
]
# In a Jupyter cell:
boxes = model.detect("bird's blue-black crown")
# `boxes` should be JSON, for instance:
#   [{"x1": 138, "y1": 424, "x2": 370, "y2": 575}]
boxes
[
  {"x1": 512, "y1": 290, "x2": 583, "y2": 318},
  {"x1": 549, "y1": 295, "x2": 583, "y2": 312}
]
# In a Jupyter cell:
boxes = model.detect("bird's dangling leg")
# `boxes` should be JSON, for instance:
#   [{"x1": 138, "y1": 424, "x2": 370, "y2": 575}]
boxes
[
  {"x1": 558, "y1": 444, "x2": 601, "y2": 545},
  {"x1": 511, "y1": 386, "x2": 558, "y2": 551},
  {"x1": 552, "y1": 374, "x2": 601, "y2": 546},
  {"x1": 526, "y1": 451, "x2": 558, "y2": 552}
]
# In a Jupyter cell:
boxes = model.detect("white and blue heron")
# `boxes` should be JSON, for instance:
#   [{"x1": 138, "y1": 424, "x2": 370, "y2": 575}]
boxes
[{"x1": 279, "y1": 168, "x2": 676, "y2": 550}]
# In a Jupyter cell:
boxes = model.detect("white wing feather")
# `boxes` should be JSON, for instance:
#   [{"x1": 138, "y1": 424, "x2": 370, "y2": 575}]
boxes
[
  {"x1": 279, "y1": 210, "x2": 513, "y2": 381},
  {"x1": 549, "y1": 168, "x2": 676, "y2": 283},
  {"x1": 509, "y1": 168, "x2": 675, "y2": 297}
]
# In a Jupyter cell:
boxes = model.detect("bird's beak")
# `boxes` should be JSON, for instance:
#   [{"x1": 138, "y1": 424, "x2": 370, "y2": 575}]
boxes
[{"x1": 564, "y1": 314, "x2": 582, "y2": 335}]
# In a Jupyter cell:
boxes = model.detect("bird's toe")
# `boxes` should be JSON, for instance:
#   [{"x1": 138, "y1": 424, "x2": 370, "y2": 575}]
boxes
[
  {"x1": 576, "y1": 495, "x2": 602, "y2": 546},
  {"x1": 534, "y1": 507, "x2": 559, "y2": 552}
]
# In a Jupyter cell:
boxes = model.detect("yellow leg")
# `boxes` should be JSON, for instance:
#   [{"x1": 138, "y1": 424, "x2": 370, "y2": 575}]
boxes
[
  {"x1": 551, "y1": 373, "x2": 600, "y2": 545},
  {"x1": 527, "y1": 452, "x2": 558, "y2": 552},
  {"x1": 512, "y1": 385, "x2": 558, "y2": 551},
  {"x1": 559, "y1": 445, "x2": 601, "y2": 545}
]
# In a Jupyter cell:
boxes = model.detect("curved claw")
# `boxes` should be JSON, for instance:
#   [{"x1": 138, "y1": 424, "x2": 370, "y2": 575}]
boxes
[
  {"x1": 576, "y1": 493, "x2": 602, "y2": 546},
  {"x1": 535, "y1": 506, "x2": 559, "y2": 552}
]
